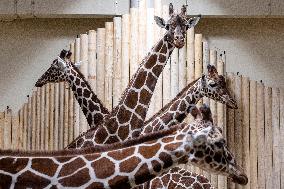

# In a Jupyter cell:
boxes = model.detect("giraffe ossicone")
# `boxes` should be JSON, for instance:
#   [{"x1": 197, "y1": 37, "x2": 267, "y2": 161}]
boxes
[{"x1": 0, "y1": 105, "x2": 247, "y2": 188}]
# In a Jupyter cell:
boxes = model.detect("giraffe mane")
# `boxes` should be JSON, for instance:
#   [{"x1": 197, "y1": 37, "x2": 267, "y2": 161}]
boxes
[
  {"x1": 145, "y1": 77, "x2": 200, "y2": 124},
  {"x1": 0, "y1": 125, "x2": 180, "y2": 157}
]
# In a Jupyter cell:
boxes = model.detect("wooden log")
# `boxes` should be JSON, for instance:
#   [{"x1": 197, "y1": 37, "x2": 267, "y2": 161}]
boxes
[
  {"x1": 88, "y1": 30, "x2": 97, "y2": 91},
  {"x1": 113, "y1": 17, "x2": 122, "y2": 107},
  {"x1": 74, "y1": 37, "x2": 81, "y2": 138},
  {"x1": 59, "y1": 82, "x2": 65, "y2": 149},
  {"x1": 53, "y1": 83, "x2": 59, "y2": 150},
  {"x1": 27, "y1": 95, "x2": 32, "y2": 150},
  {"x1": 23, "y1": 102, "x2": 28, "y2": 150},
  {"x1": 48, "y1": 84, "x2": 54, "y2": 150},
  {"x1": 105, "y1": 22, "x2": 114, "y2": 110},
  {"x1": 80, "y1": 33, "x2": 89, "y2": 133},
  {"x1": 161, "y1": 4, "x2": 171, "y2": 105},
  {"x1": 31, "y1": 90, "x2": 37, "y2": 150},
  {"x1": 280, "y1": 89, "x2": 284, "y2": 189},
  {"x1": 242, "y1": 77, "x2": 250, "y2": 189},
  {"x1": 234, "y1": 74, "x2": 243, "y2": 189},
  {"x1": 217, "y1": 53, "x2": 225, "y2": 189},
  {"x1": 256, "y1": 82, "x2": 265, "y2": 189},
  {"x1": 64, "y1": 83, "x2": 69, "y2": 147},
  {"x1": 179, "y1": 46, "x2": 186, "y2": 90},
  {"x1": 138, "y1": 0, "x2": 147, "y2": 61},
  {"x1": 3, "y1": 108, "x2": 12, "y2": 149},
  {"x1": 35, "y1": 88, "x2": 41, "y2": 150},
  {"x1": 170, "y1": 48, "x2": 179, "y2": 98},
  {"x1": 202, "y1": 38, "x2": 210, "y2": 105},
  {"x1": 226, "y1": 73, "x2": 235, "y2": 189},
  {"x1": 264, "y1": 87, "x2": 273, "y2": 189},
  {"x1": 129, "y1": 7, "x2": 139, "y2": 78},
  {"x1": 12, "y1": 112, "x2": 19, "y2": 149},
  {"x1": 209, "y1": 49, "x2": 218, "y2": 189},
  {"x1": 186, "y1": 27, "x2": 195, "y2": 83},
  {"x1": 272, "y1": 87, "x2": 280, "y2": 189},
  {"x1": 194, "y1": 34, "x2": 203, "y2": 79},
  {"x1": 96, "y1": 28, "x2": 106, "y2": 105},
  {"x1": 44, "y1": 84, "x2": 50, "y2": 151},
  {"x1": 68, "y1": 87, "x2": 74, "y2": 143},
  {"x1": 0, "y1": 111, "x2": 4, "y2": 148},
  {"x1": 121, "y1": 14, "x2": 130, "y2": 91},
  {"x1": 249, "y1": 80, "x2": 257, "y2": 189}
]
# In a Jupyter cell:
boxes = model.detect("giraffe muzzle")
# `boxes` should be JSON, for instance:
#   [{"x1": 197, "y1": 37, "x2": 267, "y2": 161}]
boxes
[{"x1": 230, "y1": 173, "x2": 248, "y2": 185}]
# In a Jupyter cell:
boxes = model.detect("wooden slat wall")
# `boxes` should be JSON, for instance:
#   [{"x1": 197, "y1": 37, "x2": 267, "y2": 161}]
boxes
[{"x1": 0, "y1": 6, "x2": 283, "y2": 189}]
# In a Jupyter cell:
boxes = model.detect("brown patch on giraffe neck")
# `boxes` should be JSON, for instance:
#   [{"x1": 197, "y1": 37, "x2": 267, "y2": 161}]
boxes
[
  {"x1": 0, "y1": 157, "x2": 28, "y2": 174},
  {"x1": 59, "y1": 168, "x2": 90, "y2": 187},
  {"x1": 120, "y1": 156, "x2": 141, "y2": 173},
  {"x1": 138, "y1": 143, "x2": 161, "y2": 159},
  {"x1": 31, "y1": 158, "x2": 58, "y2": 177}
]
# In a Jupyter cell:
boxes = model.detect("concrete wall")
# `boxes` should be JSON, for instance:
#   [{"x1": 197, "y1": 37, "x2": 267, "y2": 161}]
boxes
[
  {"x1": 0, "y1": 18, "x2": 111, "y2": 111},
  {"x1": 0, "y1": 17, "x2": 283, "y2": 111}
]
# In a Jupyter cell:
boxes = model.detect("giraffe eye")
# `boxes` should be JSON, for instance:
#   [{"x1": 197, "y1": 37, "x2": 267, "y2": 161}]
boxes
[{"x1": 209, "y1": 83, "x2": 217, "y2": 87}]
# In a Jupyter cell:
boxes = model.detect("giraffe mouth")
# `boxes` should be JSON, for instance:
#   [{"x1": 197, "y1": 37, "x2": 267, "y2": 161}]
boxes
[
  {"x1": 174, "y1": 41, "x2": 185, "y2": 49},
  {"x1": 230, "y1": 173, "x2": 248, "y2": 185}
]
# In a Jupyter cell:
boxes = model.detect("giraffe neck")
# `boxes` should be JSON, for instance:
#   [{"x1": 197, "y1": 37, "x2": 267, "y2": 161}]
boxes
[
  {"x1": 64, "y1": 63, "x2": 109, "y2": 128},
  {"x1": 142, "y1": 79, "x2": 203, "y2": 134},
  {"x1": 0, "y1": 124, "x2": 205, "y2": 189},
  {"x1": 98, "y1": 35, "x2": 175, "y2": 143}
]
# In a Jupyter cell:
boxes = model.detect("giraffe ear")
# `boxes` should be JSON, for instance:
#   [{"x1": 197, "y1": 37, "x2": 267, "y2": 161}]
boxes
[
  {"x1": 154, "y1": 16, "x2": 166, "y2": 28},
  {"x1": 186, "y1": 15, "x2": 201, "y2": 29}
]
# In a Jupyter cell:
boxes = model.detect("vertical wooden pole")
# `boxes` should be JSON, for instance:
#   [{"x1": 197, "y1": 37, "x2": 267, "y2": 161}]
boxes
[
  {"x1": 226, "y1": 72, "x2": 235, "y2": 189},
  {"x1": 249, "y1": 80, "x2": 257, "y2": 189},
  {"x1": 80, "y1": 33, "x2": 89, "y2": 132},
  {"x1": 256, "y1": 82, "x2": 265, "y2": 189},
  {"x1": 280, "y1": 89, "x2": 284, "y2": 189},
  {"x1": 74, "y1": 36, "x2": 81, "y2": 138},
  {"x1": 31, "y1": 90, "x2": 37, "y2": 150},
  {"x1": 234, "y1": 74, "x2": 243, "y2": 189},
  {"x1": 0, "y1": 111, "x2": 4, "y2": 148},
  {"x1": 138, "y1": 0, "x2": 147, "y2": 61},
  {"x1": 194, "y1": 34, "x2": 203, "y2": 80},
  {"x1": 64, "y1": 83, "x2": 69, "y2": 147},
  {"x1": 40, "y1": 87, "x2": 45, "y2": 150},
  {"x1": 27, "y1": 95, "x2": 32, "y2": 150},
  {"x1": 23, "y1": 102, "x2": 28, "y2": 150},
  {"x1": 264, "y1": 87, "x2": 273, "y2": 189},
  {"x1": 3, "y1": 108, "x2": 12, "y2": 149},
  {"x1": 187, "y1": 28, "x2": 195, "y2": 83},
  {"x1": 35, "y1": 88, "x2": 41, "y2": 150},
  {"x1": 217, "y1": 53, "x2": 225, "y2": 189},
  {"x1": 88, "y1": 30, "x2": 97, "y2": 91},
  {"x1": 209, "y1": 49, "x2": 217, "y2": 188},
  {"x1": 202, "y1": 38, "x2": 210, "y2": 105},
  {"x1": 242, "y1": 77, "x2": 250, "y2": 189},
  {"x1": 54, "y1": 83, "x2": 59, "y2": 150},
  {"x1": 161, "y1": 5, "x2": 171, "y2": 105},
  {"x1": 130, "y1": 6, "x2": 139, "y2": 78},
  {"x1": 170, "y1": 48, "x2": 179, "y2": 98},
  {"x1": 50, "y1": 85, "x2": 55, "y2": 150},
  {"x1": 59, "y1": 82, "x2": 65, "y2": 149},
  {"x1": 178, "y1": 46, "x2": 186, "y2": 91},
  {"x1": 44, "y1": 84, "x2": 50, "y2": 151},
  {"x1": 272, "y1": 88, "x2": 280, "y2": 189},
  {"x1": 113, "y1": 17, "x2": 122, "y2": 107},
  {"x1": 12, "y1": 112, "x2": 19, "y2": 149},
  {"x1": 121, "y1": 14, "x2": 130, "y2": 91},
  {"x1": 105, "y1": 22, "x2": 114, "y2": 110}
]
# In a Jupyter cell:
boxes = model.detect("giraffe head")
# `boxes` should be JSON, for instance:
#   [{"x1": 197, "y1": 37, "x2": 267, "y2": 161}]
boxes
[
  {"x1": 154, "y1": 3, "x2": 201, "y2": 48},
  {"x1": 35, "y1": 49, "x2": 72, "y2": 87},
  {"x1": 197, "y1": 64, "x2": 237, "y2": 109},
  {"x1": 186, "y1": 104, "x2": 248, "y2": 185}
]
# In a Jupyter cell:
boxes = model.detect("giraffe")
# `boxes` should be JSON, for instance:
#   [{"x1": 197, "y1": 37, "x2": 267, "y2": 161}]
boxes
[
  {"x1": 141, "y1": 64, "x2": 237, "y2": 134},
  {"x1": 36, "y1": 51, "x2": 216, "y2": 188},
  {"x1": 35, "y1": 49, "x2": 109, "y2": 128},
  {"x1": 99, "y1": 4, "x2": 201, "y2": 143},
  {"x1": 0, "y1": 105, "x2": 248, "y2": 188}
]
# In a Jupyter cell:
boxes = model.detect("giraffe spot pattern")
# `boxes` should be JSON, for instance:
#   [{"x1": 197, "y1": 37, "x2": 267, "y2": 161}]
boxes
[
  {"x1": 92, "y1": 157, "x2": 115, "y2": 179},
  {"x1": 120, "y1": 156, "x2": 141, "y2": 173},
  {"x1": 16, "y1": 170, "x2": 51, "y2": 188},
  {"x1": 0, "y1": 157, "x2": 28, "y2": 174},
  {"x1": 60, "y1": 168, "x2": 90, "y2": 187},
  {"x1": 31, "y1": 158, "x2": 58, "y2": 177},
  {"x1": 59, "y1": 157, "x2": 86, "y2": 177},
  {"x1": 138, "y1": 143, "x2": 161, "y2": 159}
]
